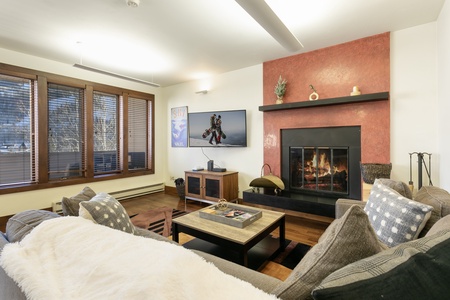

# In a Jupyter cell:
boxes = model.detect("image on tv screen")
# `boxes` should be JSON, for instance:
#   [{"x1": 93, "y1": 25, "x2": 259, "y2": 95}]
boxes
[{"x1": 188, "y1": 110, "x2": 247, "y2": 147}]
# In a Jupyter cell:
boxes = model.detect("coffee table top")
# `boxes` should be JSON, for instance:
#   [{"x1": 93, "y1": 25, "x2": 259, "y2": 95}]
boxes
[{"x1": 173, "y1": 203, "x2": 285, "y2": 244}]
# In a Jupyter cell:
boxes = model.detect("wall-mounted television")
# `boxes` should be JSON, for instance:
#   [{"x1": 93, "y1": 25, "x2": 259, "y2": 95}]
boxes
[{"x1": 188, "y1": 109, "x2": 247, "y2": 147}]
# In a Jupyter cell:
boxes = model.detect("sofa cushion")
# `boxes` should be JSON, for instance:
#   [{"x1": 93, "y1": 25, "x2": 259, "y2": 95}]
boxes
[
  {"x1": 79, "y1": 192, "x2": 136, "y2": 234},
  {"x1": 272, "y1": 205, "x2": 383, "y2": 300},
  {"x1": 0, "y1": 234, "x2": 27, "y2": 300},
  {"x1": 0, "y1": 231, "x2": 7, "y2": 242},
  {"x1": 6, "y1": 210, "x2": 61, "y2": 243},
  {"x1": 61, "y1": 186, "x2": 96, "y2": 216},
  {"x1": 415, "y1": 186, "x2": 450, "y2": 237},
  {"x1": 312, "y1": 230, "x2": 450, "y2": 300},
  {"x1": 425, "y1": 214, "x2": 450, "y2": 237},
  {"x1": 364, "y1": 180, "x2": 433, "y2": 247},
  {"x1": 376, "y1": 178, "x2": 413, "y2": 199}
]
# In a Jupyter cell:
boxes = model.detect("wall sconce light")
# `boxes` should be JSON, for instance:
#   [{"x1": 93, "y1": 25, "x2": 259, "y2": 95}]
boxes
[{"x1": 195, "y1": 90, "x2": 208, "y2": 94}]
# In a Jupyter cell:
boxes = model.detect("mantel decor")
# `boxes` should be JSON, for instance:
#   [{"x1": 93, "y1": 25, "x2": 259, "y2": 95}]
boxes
[
  {"x1": 274, "y1": 75, "x2": 287, "y2": 104},
  {"x1": 259, "y1": 91, "x2": 389, "y2": 112}
]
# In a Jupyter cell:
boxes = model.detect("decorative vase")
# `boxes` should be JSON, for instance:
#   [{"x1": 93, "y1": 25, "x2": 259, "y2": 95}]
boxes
[{"x1": 276, "y1": 96, "x2": 283, "y2": 104}]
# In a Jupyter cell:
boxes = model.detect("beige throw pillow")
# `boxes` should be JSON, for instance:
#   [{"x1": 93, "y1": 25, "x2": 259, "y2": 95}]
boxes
[
  {"x1": 61, "y1": 186, "x2": 96, "y2": 216},
  {"x1": 415, "y1": 185, "x2": 450, "y2": 237},
  {"x1": 79, "y1": 192, "x2": 136, "y2": 234},
  {"x1": 272, "y1": 205, "x2": 383, "y2": 300},
  {"x1": 312, "y1": 230, "x2": 450, "y2": 299}
]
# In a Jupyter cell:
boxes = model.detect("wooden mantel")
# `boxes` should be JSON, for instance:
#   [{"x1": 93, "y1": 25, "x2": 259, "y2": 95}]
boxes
[{"x1": 259, "y1": 92, "x2": 389, "y2": 112}]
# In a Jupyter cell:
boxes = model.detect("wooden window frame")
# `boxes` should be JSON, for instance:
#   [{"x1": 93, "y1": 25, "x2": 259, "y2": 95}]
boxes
[{"x1": 0, "y1": 63, "x2": 155, "y2": 195}]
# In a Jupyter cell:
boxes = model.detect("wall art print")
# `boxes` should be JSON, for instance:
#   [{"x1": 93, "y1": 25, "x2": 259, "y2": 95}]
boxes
[{"x1": 171, "y1": 106, "x2": 188, "y2": 147}]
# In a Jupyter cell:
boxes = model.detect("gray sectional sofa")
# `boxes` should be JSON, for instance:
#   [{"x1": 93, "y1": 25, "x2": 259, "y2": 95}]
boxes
[{"x1": 1, "y1": 181, "x2": 450, "y2": 299}]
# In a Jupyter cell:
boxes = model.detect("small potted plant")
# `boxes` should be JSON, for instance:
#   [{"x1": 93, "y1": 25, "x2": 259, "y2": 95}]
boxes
[{"x1": 274, "y1": 75, "x2": 287, "y2": 104}]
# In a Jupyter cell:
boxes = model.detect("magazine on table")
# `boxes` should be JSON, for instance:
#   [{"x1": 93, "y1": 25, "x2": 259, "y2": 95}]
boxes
[{"x1": 202, "y1": 206, "x2": 255, "y2": 221}]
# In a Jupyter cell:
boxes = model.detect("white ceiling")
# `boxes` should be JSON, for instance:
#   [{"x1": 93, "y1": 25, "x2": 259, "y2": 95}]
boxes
[{"x1": 0, "y1": 0, "x2": 445, "y2": 87}]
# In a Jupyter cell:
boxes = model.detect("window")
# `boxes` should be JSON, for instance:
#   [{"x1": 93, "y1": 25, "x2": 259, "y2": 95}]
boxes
[
  {"x1": 0, "y1": 74, "x2": 35, "y2": 186},
  {"x1": 48, "y1": 83, "x2": 84, "y2": 180},
  {"x1": 93, "y1": 91, "x2": 119, "y2": 175},
  {"x1": 0, "y1": 64, "x2": 155, "y2": 194},
  {"x1": 128, "y1": 97, "x2": 149, "y2": 170}
]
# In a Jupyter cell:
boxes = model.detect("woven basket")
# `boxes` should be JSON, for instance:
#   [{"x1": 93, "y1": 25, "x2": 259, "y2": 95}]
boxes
[
  {"x1": 360, "y1": 163, "x2": 392, "y2": 184},
  {"x1": 175, "y1": 184, "x2": 185, "y2": 200}
]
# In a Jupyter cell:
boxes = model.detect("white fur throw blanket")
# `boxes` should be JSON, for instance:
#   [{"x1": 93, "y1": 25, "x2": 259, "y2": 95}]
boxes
[{"x1": 1, "y1": 217, "x2": 278, "y2": 300}]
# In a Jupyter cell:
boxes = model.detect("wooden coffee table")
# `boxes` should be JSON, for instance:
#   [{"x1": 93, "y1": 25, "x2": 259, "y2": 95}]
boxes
[{"x1": 172, "y1": 203, "x2": 285, "y2": 270}]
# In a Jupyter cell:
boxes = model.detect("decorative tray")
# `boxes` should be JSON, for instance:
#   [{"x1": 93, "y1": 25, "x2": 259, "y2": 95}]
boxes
[{"x1": 199, "y1": 204, "x2": 262, "y2": 228}]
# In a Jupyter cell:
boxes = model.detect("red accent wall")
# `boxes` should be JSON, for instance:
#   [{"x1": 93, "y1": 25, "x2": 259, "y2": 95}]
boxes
[{"x1": 262, "y1": 33, "x2": 390, "y2": 182}]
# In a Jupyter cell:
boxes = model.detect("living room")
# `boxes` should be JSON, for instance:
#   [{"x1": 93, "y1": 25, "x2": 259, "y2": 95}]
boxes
[
  {"x1": 0, "y1": 1, "x2": 449, "y2": 217},
  {"x1": 1, "y1": 1, "x2": 450, "y2": 299}
]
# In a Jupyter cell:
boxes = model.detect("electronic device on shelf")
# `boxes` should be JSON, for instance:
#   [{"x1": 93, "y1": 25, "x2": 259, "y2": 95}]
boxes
[
  {"x1": 213, "y1": 168, "x2": 227, "y2": 172},
  {"x1": 192, "y1": 166, "x2": 204, "y2": 171},
  {"x1": 207, "y1": 160, "x2": 214, "y2": 171}
]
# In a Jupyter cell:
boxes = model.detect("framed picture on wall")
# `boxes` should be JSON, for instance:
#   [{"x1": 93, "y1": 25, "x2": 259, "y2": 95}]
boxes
[
  {"x1": 188, "y1": 109, "x2": 247, "y2": 147},
  {"x1": 171, "y1": 106, "x2": 188, "y2": 147}
]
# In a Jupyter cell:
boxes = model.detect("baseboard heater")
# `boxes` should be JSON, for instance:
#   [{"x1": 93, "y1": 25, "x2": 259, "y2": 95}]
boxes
[
  {"x1": 109, "y1": 183, "x2": 165, "y2": 201},
  {"x1": 51, "y1": 183, "x2": 165, "y2": 214}
]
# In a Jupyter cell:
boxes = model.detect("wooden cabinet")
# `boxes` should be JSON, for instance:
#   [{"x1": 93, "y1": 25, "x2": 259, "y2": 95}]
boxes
[{"x1": 185, "y1": 170, "x2": 239, "y2": 204}]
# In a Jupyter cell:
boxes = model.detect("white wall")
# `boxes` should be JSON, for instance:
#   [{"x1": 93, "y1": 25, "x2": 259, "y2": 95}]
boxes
[
  {"x1": 1, "y1": 16, "x2": 447, "y2": 216},
  {"x1": 0, "y1": 48, "x2": 168, "y2": 216},
  {"x1": 390, "y1": 23, "x2": 439, "y2": 190},
  {"x1": 437, "y1": 0, "x2": 450, "y2": 190},
  {"x1": 166, "y1": 23, "x2": 444, "y2": 197},
  {"x1": 164, "y1": 65, "x2": 264, "y2": 197}
]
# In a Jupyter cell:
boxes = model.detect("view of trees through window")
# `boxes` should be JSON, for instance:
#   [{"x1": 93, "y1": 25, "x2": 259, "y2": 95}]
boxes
[
  {"x1": 0, "y1": 65, "x2": 154, "y2": 192},
  {"x1": 48, "y1": 83, "x2": 84, "y2": 180},
  {"x1": 93, "y1": 91, "x2": 119, "y2": 174},
  {"x1": 0, "y1": 74, "x2": 33, "y2": 186}
]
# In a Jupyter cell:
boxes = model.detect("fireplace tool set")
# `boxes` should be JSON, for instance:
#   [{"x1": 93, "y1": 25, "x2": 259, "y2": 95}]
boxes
[{"x1": 409, "y1": 152, "x2": 433, "y2": 192}]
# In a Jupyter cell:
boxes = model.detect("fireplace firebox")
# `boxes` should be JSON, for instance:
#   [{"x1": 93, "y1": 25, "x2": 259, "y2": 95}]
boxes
[
  {"x1": 290, "y1": 147, "x2": 349, "y2": 194},
  {"x1": 282, "y1": 126, "x2": 361, "y2": 200}
]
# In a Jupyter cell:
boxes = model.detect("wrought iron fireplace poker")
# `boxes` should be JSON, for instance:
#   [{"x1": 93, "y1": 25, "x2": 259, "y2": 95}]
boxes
[{"x1": 409, "y1": 152, "x2": 433, "y2": 191}]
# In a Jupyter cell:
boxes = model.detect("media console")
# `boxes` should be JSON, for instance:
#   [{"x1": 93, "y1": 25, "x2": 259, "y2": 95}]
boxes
[{"x1": 184, "y1": 170, "x2": 239, "y2": 207}]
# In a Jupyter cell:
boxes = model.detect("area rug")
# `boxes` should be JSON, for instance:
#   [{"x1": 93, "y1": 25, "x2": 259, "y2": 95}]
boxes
[
  {"x1": 135, "y1": 209, "x2": 311, "y2": 269},
  {"x1": 130, "y1": 209, "x2": 188, "y2": 236},
  {"x1": 271, "y1": 240, "x2": 311, "y2": 270},
  {"x1": 183, "y1": 236, "x2": 311, "y2": 270}
]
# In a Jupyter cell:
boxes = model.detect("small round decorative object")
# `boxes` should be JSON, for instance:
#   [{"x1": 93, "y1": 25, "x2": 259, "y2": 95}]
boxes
[
  {"x1": 309, "y1": 92, "x2": 319, "y2": 101},
  {"x1": 309, "y1": 84, "x2": 319, "y2": 101},
  {"x1": 217, "y1": 198, "x2": 228, "y2": 210}
]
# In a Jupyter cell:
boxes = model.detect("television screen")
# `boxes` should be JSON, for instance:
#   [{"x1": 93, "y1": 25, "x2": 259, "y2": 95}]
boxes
[{"x1": 188, "y1": 110, "x2": 247, "y2": 147}]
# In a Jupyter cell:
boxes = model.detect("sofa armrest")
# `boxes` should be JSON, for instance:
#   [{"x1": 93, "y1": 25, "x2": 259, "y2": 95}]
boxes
[
  {"x1": 335, "y1": 199, "x2": 365, "y2": 219},
  {"x1": 133, "y1": 227, "x2": 178, "y2": 245},
  {"x1": 191, "y1": 249, "x2": 282, "y2": 293},
  {"x1": 0, "y1": 232, "x2": 27, "y2": 300}
]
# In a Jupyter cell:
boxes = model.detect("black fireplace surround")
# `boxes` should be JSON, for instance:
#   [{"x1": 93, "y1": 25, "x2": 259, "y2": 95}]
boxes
[{"x1": 244, "y1": 126, "x2": 362, "y2": 218}]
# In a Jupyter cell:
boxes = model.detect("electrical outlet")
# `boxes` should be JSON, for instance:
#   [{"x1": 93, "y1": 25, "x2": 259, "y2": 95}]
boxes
[{"x1": 170, "y1": 176, "x2": 175, "y2": 181}]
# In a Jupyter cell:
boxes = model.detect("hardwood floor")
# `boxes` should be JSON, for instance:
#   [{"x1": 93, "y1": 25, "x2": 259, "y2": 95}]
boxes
[{"x1": 120, "y1": 192, "x2": 330, "y2": 280}]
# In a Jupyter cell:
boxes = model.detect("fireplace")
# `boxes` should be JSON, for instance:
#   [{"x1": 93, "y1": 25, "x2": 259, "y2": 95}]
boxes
[
  {"x1": 281, "y1": 126, "x2": 362, "y2": 200},
  {"x1": 244, "y1": 126, "x2": 362, "y2": 218}
]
